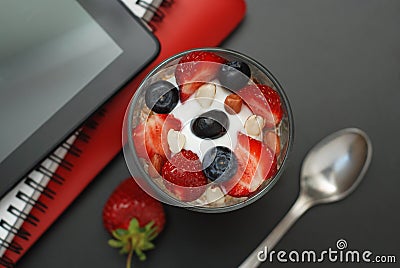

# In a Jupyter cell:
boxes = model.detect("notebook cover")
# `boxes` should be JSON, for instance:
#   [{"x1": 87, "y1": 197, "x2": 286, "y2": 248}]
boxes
[{"x1": 3, "y1": 0, "x2": 246, "y2": 265}]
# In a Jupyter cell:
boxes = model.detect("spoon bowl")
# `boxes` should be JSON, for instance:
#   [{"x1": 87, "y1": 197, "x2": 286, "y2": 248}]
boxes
[
  {"x1": 301, "y1": 128, "x2": 372, "y2": 204},
  {"x1": 239, "y1": 128, "x2": 372, "y2": 268}
]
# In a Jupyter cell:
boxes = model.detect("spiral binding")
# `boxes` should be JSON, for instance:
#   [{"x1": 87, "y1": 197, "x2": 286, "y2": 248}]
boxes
[
  {"x1": 0, "y1": 107, "x2": 106, "y2": 267},
  {"x1": 0, "y1": 255, "x2": 13, "y2": 268},
  {"x1": 7, "y1": 206, "x2": 38, "y2": 227},
  {"x1": 136, "y1": 0, "x2": 174, "y2": 30},
  {"x1": 0, "y1": 238, "x2": 22, "y2": 255}
]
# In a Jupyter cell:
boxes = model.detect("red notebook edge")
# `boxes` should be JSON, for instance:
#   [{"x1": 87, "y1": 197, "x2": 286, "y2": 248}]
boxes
[{"x1": 3, "y1": 0, "x2": 246, "y2": 265}]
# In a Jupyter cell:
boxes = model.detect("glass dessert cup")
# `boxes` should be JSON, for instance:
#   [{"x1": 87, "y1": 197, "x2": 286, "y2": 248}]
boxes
[{"x1": 123, "y1": 48, "x2": 293, "y2": 213}]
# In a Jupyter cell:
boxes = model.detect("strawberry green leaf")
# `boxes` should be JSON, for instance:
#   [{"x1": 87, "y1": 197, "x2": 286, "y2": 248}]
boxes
[
  {"x1": 108, "y1": 220, "x2": 160, "y2": 265},
  {"x1": 112, "y1": 229, "x2": 129, "y2": 240},
  {"x1": 128, "y1": 218, "x2": 140, "y2": 232},
  {"x1": 120, "y1": 243, "x2": 130, "y2": 255},
  {"x1": 148, "y1": 229, "x2": 158, "y2": 241},
  {"x1": 144, "y1": 221, "x2": 155, "y2": 231},
  {"x1": 108, "y1": 239, "x2": 123, "y2": 248},
  {"x1": 116, "y1": 228, "x2": 129, "y2": 236},
  {"x1": 142, "y1": 241, "x2": 155, "y2": 251},
  {"x1": 135, "y1": 248, "x2": 146, "y2": 261},
  {"x1": 120, "y1": 248, "x2": 129, "y2": 255}
]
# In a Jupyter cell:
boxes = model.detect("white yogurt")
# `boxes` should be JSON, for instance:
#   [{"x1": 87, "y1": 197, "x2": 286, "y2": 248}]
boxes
[{"x1": 169, "y1": 78, "x2": 255, "y2": 161}]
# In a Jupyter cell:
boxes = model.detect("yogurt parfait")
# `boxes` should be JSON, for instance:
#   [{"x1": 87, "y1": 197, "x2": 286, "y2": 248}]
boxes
[{"x1": 123, "y1": 48, "x2": 293, "y2": 212}]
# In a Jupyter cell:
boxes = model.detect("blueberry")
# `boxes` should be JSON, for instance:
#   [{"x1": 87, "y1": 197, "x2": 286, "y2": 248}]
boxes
[
  {"x1": 144, "y1": 80, "x2": 179, "y2": 114},
  {"x1": 191, "y1": 110, "x2": 229, "y2": 139},
  {"x1": 202, "y1": 146, "x2": 238, "y2": 182},
  {"x1": 219, "y1": 61, "x2": 251, "y2": 91}
]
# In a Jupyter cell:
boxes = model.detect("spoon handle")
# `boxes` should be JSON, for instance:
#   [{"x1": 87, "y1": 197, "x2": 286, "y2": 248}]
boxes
[{"x1": 239, "y1": 194, "x2": 312, "y2": 268}]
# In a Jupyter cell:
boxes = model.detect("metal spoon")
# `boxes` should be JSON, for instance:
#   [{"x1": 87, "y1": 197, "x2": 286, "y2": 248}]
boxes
[{"x1": 239, "y1": 128, "x2": 372, "y2": 268}]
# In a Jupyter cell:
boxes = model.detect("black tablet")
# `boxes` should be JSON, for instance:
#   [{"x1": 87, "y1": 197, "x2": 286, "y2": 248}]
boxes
[{"x1": 0, "y1": 0, "x2": 159, "y2": 197}]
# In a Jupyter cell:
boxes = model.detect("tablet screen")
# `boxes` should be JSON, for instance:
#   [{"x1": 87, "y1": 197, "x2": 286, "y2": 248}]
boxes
[{"x1": 0, "y1": 0, "x2": 123, "y2": 163}]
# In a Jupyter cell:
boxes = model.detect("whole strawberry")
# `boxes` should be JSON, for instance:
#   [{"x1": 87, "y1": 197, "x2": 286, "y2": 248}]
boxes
[{"x1": 103, "y1": 178, "x2": 165, "y2": 268}]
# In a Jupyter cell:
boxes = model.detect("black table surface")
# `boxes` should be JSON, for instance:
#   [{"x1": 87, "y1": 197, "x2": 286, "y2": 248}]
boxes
[{"x1": 20, "y1": 0, "x2": 400, "y2": 267}]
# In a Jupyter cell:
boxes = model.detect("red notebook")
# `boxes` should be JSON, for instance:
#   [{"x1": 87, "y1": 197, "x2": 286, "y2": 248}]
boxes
[{"x1": 1, "y1": 0, "x2": 246, "y2": 266}]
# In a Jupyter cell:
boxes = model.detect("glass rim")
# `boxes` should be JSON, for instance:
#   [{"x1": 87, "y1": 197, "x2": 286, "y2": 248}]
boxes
[{"x1": 125, "y1": 47, "x2": 295, "y2": 213}]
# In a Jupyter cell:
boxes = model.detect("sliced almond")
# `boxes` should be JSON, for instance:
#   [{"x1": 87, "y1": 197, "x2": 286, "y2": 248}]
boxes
[
  {"x1": 195, "y1": 83, "x2": 216, "y2": 108},
  {"x1": 148, "y1": 153, "x2": 165, "y2": 178},
  {"x1": 263, "y1": 130, "x2": 281, "y2": 155},
  {"x1": 167, "y1": 129, "x2": 186, "y2": 154},
  {"x1": 224, "y1": 93, "x2": 243, "y2": 114},
  {"x1": 244, "y1": 115, "x2": 265, "y2": 136},
  {"x1": 205, "y1": 185, "x2": 225, "y2": 204}
]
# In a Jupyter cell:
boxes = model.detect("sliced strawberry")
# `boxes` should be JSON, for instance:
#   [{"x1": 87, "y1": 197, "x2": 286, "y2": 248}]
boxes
[
  {"x1": 263, "y1": 130, "x2": 281, "y2": 156},
  {"x1": 175, "y1": 51, "x2": 227, "y2": 102},
  {"x1": 162, "y1": 149, "x2": 208, "y2": 201},
  {"x1": 133, "y1": 114, "x2": 181, "y2": 161},
  {"x1": 148, "y1": 153, "x2": 166, "y2": 178},
  {"x1": 238, "y1": 84, "x2": 284, "y2": 127},
  {"x1": 228, "y1": 133, "x2": 277, "y2": 197}
]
